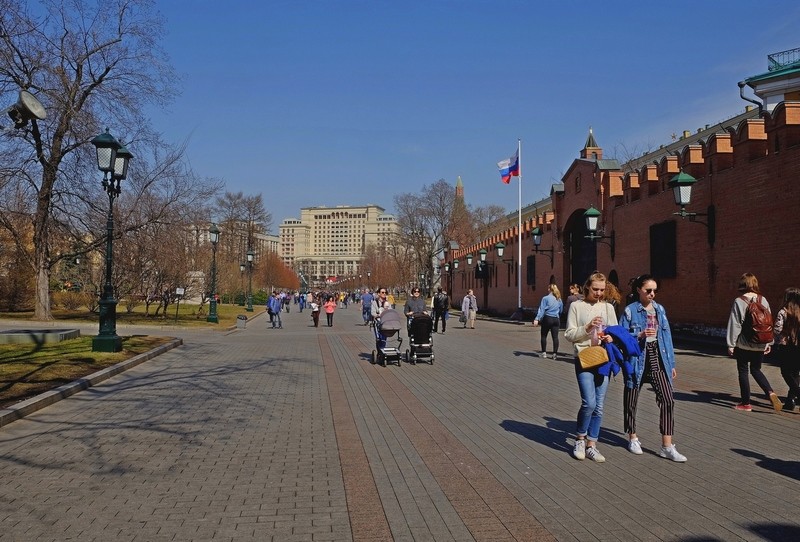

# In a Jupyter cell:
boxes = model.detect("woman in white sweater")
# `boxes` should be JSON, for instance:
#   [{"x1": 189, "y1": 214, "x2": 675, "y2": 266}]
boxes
[{"x1": 564, "y1": 272, "x2": 618, "y2": 463}]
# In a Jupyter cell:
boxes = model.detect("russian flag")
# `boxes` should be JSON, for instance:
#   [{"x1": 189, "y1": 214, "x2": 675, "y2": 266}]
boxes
[{"x1": 497, "y1": 151, "x2": 519, "y2": 184}]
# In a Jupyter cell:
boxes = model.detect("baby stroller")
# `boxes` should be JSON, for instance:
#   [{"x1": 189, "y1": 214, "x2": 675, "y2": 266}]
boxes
[
  {"x1": 406, "y1": 312, "x2": 434, "y2": 365},
  {"x1": 371, "y1": 309, "x2": 403, "y2": 367}
]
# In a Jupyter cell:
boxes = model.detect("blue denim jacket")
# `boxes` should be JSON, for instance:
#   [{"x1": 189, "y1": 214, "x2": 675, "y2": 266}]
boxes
[{"x1": 619, "y1": 301, "x2": 676, "y2": 389}]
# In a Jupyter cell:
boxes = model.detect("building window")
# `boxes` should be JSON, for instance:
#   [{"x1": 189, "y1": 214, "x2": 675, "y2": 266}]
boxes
[
  {"x1": 650, "y1": 221, "x2": 677, "y2": 279},
  {"x1": 526, "y1": 255, "x2": 536, "y2": 287}
]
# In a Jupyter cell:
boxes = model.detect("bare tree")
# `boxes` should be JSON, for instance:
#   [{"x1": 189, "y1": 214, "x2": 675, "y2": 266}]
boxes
[
  {"x1": 393, "y1": 179, "x2": 455, "y2": 286},
  {"x1": 0, "y1": 0, "x2": 180, "y2": 319},
  {"x1": 470, "y1": 204, "x2": 508, "y2": 243}
]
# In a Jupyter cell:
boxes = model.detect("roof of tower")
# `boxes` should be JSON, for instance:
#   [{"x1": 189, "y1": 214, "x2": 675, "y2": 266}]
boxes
[
  {"x1": 456, "y1": 176, "x2": 463, "y2": 187},
  {"x1": 584, "y1": 127, "x2": 599, "y2": 149}
]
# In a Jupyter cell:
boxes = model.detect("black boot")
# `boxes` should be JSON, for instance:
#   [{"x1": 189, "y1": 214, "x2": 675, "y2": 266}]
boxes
[{"x1": 783, "y1": 398, "x2": 796, "y2": 411}]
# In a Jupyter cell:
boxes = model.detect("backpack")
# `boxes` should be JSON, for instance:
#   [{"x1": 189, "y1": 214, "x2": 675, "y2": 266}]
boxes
[
  {"x1": 434, "y1": 293, "x2": 449, "y2": 311},
  {"x1": 739, "y1": 295, "x2": 773, "y2": 344}
]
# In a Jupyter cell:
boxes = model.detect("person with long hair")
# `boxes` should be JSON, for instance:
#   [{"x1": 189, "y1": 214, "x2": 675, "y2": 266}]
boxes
[
  {"x1": 565, "y1": 272, "x2": 618, "y2": 462},
  {"x1": 726, "y1": 272, "x2": 781, "y2": 412},
  {"x1": 619, "y1": 274, "x2": 686, "y2": 462},
  {"x1": 533, "y1": 283, "x2": 563, "y2": 359},
  {"x1": 773, "y1": 287, "x2": 800, "y2": 410}
]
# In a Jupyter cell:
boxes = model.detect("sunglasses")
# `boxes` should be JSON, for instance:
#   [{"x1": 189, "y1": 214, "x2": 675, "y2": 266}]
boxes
[
  {"x1": 379, "y1": 290, "x2": 387, "y2": 294},
  {"x1": 644, "y1": 288, "x2": 658, "y2": 294}
]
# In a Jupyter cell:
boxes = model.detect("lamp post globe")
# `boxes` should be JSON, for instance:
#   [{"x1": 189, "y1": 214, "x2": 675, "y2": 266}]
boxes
[
  {"x1": 207, "y1": 223, "x2": 220, "y2": 323},
  {"x1": 91, "y1": 130, "x2": 130, "y2": 352}
]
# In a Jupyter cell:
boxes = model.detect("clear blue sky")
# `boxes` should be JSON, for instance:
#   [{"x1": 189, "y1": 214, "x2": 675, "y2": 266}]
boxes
[{"x1": 151, "y1": 0, "x2": 800, "y2": 232}]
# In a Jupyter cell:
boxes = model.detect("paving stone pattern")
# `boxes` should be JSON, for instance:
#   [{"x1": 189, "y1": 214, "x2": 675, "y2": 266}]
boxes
[{"x1": 0, "y1": 309, "x2": 798, "y2": 541}]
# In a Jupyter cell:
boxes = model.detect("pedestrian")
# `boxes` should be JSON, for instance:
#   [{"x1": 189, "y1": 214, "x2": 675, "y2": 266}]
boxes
[
  {"x1": 461, "y1": 289, "x2": 478, "y2": 329},
  {"x1": 268, "y1": 292, "x2": 283, "y2": 329},
  {"x1": 533, "y1": 283, "x2": 563, "y2": 359},
  {"x1": 310, "y1": 299, "x2": 320, "y2": 327},
  {"x1": 387, "y1": 291, "x2": 396, "y2": 309},
  {"x1": 619, "y1": 274, "x2": 686, "y2": 462},
  {"x1": 563, "y1": 283, "x2": 583, "y2": 327},
  {"x1": 773, "y1": 287, "x2": 800, "y2": 410},
  {"x1": 432, "y1": 287, "x2": 450, "y2": 334},
  {"x1": 565, "y1": 271, "x2": 618, "y2": 462},
  {"x1": 324, "y1": 296, "x2": 337, "y2": 327},
  {"x1": 371, "y1": 288, "x2": 390, "y2": 320},
  {"x1": 404, "y1": 287, "x2": 428, "y2": 334},
  {"x1": 726, "y1": 272, "x2": 782, "y2": 412},
  {"x1": 361, "y1": 289, "x2": 374, "y2": 326}
]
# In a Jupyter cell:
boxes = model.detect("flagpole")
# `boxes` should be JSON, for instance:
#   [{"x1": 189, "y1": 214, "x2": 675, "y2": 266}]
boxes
[{"x1": 517, "y1": 138, "x2": 522, "y2": 310}]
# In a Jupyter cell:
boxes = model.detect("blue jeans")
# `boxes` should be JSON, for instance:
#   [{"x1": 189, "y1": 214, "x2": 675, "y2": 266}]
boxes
[{"x1": 575, "y1": 365, "x2": 609, "y2": 442}]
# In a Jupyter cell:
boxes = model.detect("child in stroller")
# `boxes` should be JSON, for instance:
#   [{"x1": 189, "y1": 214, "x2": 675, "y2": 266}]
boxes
[
  {"x1": 372, "y1": 308, "x2": 403, "y2": 367},
  {"x1": 406, "y1": 312, "x2": 434, "y2": 364}
]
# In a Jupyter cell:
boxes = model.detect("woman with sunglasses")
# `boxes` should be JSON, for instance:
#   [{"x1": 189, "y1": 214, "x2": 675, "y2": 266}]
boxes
[
  {"x1": 565, "y1": 272, "x2": 617, "y2": 462},
  {"x1": 619, "y1": 274, "x2": 686, "y2": 462}
]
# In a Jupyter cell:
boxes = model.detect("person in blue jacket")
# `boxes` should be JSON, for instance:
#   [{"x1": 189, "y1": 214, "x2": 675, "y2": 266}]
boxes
[
  {"x1": 619, "y1": 274, "x2": 686, "y2": 462},
  {"x1": 533, "y1": 283, "x2": 564, "y2": 359}
]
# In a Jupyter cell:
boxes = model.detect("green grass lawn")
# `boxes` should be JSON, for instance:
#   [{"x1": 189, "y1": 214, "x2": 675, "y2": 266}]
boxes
[
  {"x1": 0, "y1": 301, "x2": 261, "y2": 328},
  {"x1": 0, "y1": 335, "x2": 175, "y2": 409}
]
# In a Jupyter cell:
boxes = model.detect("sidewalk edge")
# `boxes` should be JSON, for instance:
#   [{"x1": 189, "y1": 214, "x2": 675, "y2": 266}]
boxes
[{"x1": 0, "y1": 337, "x2": 183, "y2": 428}]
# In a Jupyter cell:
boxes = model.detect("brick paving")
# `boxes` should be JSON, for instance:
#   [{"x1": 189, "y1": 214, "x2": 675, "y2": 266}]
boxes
[{"x1": 0, "y1": 308, "x2": 798, "y2": 541}]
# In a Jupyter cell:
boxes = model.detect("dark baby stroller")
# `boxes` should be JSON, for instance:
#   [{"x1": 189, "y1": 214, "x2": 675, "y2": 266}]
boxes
[
  {"x1": 372, "y1": 309, "x2": 403, "y2": 367},
  {"x1": 406, "y1": 312, "x2": 434, "y2": 364}
]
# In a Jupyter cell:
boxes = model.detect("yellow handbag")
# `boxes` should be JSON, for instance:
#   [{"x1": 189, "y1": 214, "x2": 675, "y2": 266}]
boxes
[{"x1": 578, "y1": 346, "x2": 609, "y2": 370}]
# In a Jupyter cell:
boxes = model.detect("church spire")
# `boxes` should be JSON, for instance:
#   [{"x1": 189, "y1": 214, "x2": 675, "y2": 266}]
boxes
[{"x1": 580, "y1": 126, "x2": 602, "y2": 160}]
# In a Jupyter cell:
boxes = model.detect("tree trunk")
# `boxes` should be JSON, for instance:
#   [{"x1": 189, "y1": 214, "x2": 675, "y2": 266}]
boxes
[{"x1": 35, "y1": 264, "x2": 52, "y2": 320}]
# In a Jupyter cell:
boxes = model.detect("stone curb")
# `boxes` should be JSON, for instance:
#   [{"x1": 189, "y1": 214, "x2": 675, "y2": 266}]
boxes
[{"x1": 0, "y1": 337, "x2": 183, "y2": 428}]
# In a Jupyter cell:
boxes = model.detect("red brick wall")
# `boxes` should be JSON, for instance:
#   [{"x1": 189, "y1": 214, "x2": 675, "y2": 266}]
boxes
[{"x1": 449, "y1": 102, "x2": 800, "y2": 330}]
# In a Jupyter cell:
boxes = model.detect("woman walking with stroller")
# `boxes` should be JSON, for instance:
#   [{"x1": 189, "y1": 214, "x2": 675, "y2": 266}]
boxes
[{"x1": 533, "y1": 284, "x2": 563, "y2": 359}]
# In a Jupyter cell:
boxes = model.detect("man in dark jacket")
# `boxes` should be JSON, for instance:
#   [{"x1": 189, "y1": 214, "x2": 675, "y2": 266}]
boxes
[{"x1": 432, "y1": 287, "x2": 450, "y2": 334}]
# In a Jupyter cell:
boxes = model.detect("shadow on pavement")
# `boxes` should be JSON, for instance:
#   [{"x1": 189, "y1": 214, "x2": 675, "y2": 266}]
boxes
[{"x1": 731, "y1": 448, "x2": 800, "y2": 482}]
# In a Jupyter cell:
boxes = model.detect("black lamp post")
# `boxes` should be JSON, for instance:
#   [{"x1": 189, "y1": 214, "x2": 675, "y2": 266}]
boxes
[
  {"x1": 367, "y1": 271, "x2": 371, "y2": 289},
  {"x1": 583, "y1": 206, "x2": 616, "y2": 261},
  {"x1": 530, "y1": 228, "x2": 555, "y2": 267},
  {"x1": 91, "y1": 130, "x2": 132, "y2": 352},
  {"x1": 668, "y1": 171, "x2": 716, "y2": 247},
  {"x1": 239, "y1": 262, "x2": 246, "y2": 305},
  {"x1": 207, "y1": 223, "x2": 220, "y2": 323},
  {"x1": 246, "y1": 248, "x2": 254, "y2": 312}
]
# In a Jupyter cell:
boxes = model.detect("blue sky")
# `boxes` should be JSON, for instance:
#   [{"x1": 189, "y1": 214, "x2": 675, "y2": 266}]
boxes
[{"x1": 151, "y1": 1, "x2": 800, "y2": 231}]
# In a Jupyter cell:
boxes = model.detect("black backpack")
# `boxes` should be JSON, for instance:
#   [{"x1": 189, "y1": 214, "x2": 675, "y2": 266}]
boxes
[
  {"x1": 739, "y1": 295, "x2": 773, "y2": 344},
  {"x1": 434, "y1": 293, "x2": 449, "y2": 311}
]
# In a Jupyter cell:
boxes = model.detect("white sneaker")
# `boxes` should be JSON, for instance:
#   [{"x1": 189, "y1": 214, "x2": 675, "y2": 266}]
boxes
[
  {"x1": 628, "y1": 438, "x2": 643, "y2": 455},
  {"x1": 551, "y1": 352, "x2": 558, "y2": 360},
  {"x1": 573, "y1": 439, "x2": 586, "y2": 460},
  {"x1": 586, "y1": 446, "x2": 606, "y2": 463},
  {"x1": 540, "y1": 351, "x2": 547, "y2": 358},
  {"x1": 659, "y1": 445, "x2": 687, "y2": 462}
]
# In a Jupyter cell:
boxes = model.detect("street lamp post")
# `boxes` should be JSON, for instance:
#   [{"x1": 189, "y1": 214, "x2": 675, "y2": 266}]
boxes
[
  {"x1": 91, "y1": 130, "x2": 132, "y2": 352},
  {"x1": 207, "y1": 223, "x2": 220, "y2": 323},
  {"x1": 239, "y1": 262, "x2": 246, "y2": 305},
  {"x1": 367, "y1": 271, "x2": 371, "y2": 290},
  {"x1": 246, "y1": 248, "x2": 254, "y2": 312}
]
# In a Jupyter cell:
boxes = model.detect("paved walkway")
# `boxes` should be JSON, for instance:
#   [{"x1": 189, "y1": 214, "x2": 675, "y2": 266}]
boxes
[{"x1": 0, "y1": 308, "x2": 798, "y2": 541}]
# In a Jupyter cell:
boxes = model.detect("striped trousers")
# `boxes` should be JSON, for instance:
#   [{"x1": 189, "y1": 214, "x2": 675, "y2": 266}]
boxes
[{"x1": 624, "y1": 340, "x2": 675, "y2": 436}]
